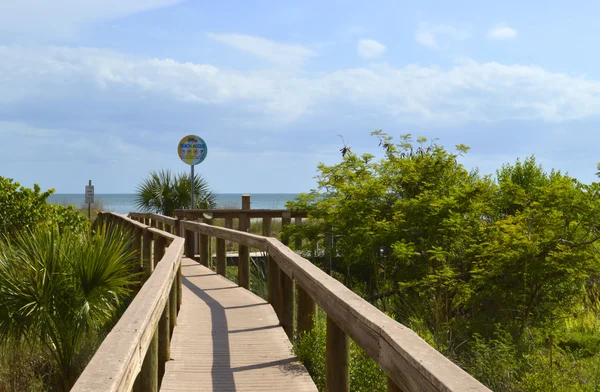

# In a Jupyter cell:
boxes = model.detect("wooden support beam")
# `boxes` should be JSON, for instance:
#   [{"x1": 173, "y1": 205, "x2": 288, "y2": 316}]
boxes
[
  {"x1": 294, "y1": 216, "x2": 302, "y2": 249},
  {"x1": 262, "y1": 216, "x2": 272, "y2": 237},
  {"x1": 158, "y1": 296, "x2": 170, "y2": 382},
  {"x1": 185, "y1": 228, "x2": 195, "y2": 259},
  {"x1": 388, "y1": 377, "x2": 404, "y2": 392},
  {"x1": 238, "y1": 194, "x2": 251, "y2": 289},
  {"x1": 169, "y1": 281, "x2": 177, "y2": 335},
  {"x1": 133, "y1": 329, "x2": 158, "y2": 392},
  {"x1": 199, "y1": 233, "x2": 209, "y2": 267},
  {"x1": 326, "y1": 316, "x2": 349, "y2": 392},
  {"x1": 143, "y1": 229, "x2": 153, "y2": 280},
  {"x1": 177, "y1": 263, "x2": 182, "y2": 312},
  {"x1": 238, "y1": 244, "x2": 250, "y2": 289},
  {"x1": 280, "y1": 269, "x2": 294, "y2": 340},
  {"x1": 297, "y1": 285, "x2": 316, "y2": 337},
  {"x1": 153, "y1": 234, "x2": 166, "y2": 265},
  {"x1": 281, "y1": 212, "x2": 291, "y2": 245},
  {"x1": 268, "y1": 254, "x2": 281, "y2": 319},
  {"x1": 216, "y1": 238, "x2": 226, "y2": 277}
]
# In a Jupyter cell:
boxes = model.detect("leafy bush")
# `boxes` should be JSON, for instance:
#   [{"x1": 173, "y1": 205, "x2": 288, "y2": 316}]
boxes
[
  {"x1": 0, "y1": 224, "x2": 138, "y2": 391},
  {"x1": 0, "y1": 177, "x2": 89, "y2": 236}
]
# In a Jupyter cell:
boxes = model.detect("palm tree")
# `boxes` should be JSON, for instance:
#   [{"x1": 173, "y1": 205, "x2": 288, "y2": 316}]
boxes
[
  {"x1": 0, "y1": 224, "x2": 138, "y2": 391},
  {"x1": 134, "y1": 169, "x2": 217, "y2": 217}
]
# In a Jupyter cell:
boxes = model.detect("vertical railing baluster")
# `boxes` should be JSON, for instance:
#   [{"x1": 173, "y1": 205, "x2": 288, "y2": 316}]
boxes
[
  {"x1": 280, "y1": 269, "x2": 294, "y2": 340},
  {"x1": 326, "y1": 316, "x2": 349, "y2": 392},
  {"x1": 216, "y1": 238, "x2": 226, "y2": 277},
  {"x1": 158, "y1": 294, "x2": 170, "y2": 382},
  {"x1": 268, "y1": 254, "x2": 281, "y2": 320},
  {"x1": 297, "y1": 285, "x2": 316, "y2": 337},
  {"x1": 143, "y1": 229, "x2": 153, "y2": 281},
  {"x1": 133, "y1": 329, "x2": 158, "y2": 392},
  {"x1": 238, "y1": 195, "x2": 251, "y2": 289}
]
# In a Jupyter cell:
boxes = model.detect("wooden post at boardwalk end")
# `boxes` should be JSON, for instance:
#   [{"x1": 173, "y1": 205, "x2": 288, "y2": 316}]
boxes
[
  {"x1": 326, "y1": 316, "x2": 349, "y2": 392},
  {"x1": 297, "y1": 285, "x2": 316, "y2": 337},
  {"x1": 238, "y1": 195, "x2": 251, "y2": 289}
]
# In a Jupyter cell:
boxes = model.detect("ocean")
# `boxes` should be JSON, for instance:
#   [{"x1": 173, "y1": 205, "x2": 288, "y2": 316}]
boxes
[{"x1": 47, "y1": 193, "x2": 300, "y2": 214}]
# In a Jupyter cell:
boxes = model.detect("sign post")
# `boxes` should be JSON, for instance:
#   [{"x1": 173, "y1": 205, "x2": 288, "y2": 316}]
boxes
[
  {"x1": 85, "y1": 180, "x2": 94, "y2": 220},
  {"x1": 177, "y1": 135, "x2": 208, "y2": 209}
]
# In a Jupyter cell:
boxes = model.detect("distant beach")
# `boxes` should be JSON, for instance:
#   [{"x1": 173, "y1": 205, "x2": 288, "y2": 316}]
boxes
[{"x1": 47, "y1": 193, "x2": 300, "y2": 214}]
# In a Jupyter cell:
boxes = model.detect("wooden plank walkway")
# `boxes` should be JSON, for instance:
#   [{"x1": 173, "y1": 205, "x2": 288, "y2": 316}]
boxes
[{"x1": 160, "y1": 258, "x2": 318, "y2": 391}]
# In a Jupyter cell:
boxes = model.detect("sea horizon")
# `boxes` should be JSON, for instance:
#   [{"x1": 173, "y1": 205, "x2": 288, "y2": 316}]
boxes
[{"x1": 48, "y1": 193, "x2": 301, "y2": 214}]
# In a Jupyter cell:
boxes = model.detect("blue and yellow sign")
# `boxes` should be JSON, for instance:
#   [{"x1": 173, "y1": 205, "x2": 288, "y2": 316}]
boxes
[{"x1": 178, "y1": 135, "x2": 207, "y2": 166}]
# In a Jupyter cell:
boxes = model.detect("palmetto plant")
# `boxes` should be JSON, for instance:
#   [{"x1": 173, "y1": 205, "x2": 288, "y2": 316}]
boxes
[
  {"x1": 134, "y1": 169, "x2": 217, "y2": 217},
  {"x1": 0, "y1": 224, "x2": 138, "y2": 391}
]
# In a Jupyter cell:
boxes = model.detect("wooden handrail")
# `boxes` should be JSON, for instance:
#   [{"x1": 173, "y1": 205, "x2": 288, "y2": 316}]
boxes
[
  {"x1": 174, "y1": 209, "x2": 307, "y2": 219},
  {"x1": 72, "y1": 212, "x2": 183, "y2": 392},
  {"x1": 178, "y1": 217, "x2": 490, "y2": 392}
]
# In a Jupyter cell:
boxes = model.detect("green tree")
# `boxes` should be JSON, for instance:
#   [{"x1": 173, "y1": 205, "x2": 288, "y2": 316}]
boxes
[
  {"x1": 134, "y1": 169, "x2": 217, "y2": 216},
  {"x1": 287, "y1": 132, "x2": 600, "y2": 390},
  {"x1": 0, "y1": 177, "x2": 88, "y2": 235},
  {"x1": 0, "y1": 224, "x2": 137, "y2": 391}
]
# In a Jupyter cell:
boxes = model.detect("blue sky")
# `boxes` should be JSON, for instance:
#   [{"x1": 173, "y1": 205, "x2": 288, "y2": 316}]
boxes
[{"x1": 1, "y1": 0, "x2": 600, "y2": 193}]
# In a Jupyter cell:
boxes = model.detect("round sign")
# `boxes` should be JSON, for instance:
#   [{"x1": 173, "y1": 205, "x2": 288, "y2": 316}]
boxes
[{"x1": 178, "y1": 135, "x2": 207, "y2": 166}]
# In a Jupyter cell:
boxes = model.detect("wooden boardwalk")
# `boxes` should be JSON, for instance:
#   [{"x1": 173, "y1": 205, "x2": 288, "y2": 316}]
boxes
[{"x1": 160, "y1": 258, "x2": 318, "y2": 391}]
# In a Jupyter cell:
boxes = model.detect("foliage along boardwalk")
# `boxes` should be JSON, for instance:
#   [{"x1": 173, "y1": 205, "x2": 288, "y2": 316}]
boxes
[{"x1": 160, "y1": 257, "x2": 317, "y2": 391}]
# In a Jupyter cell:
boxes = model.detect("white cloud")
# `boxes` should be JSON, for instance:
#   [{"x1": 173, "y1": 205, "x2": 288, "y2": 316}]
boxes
[
  {"x1": 357, "y1": 39, "x2": 387, "y2": 59},
  {"x1": 488, "y1": 24, "x2": 518, "y2": 40},
  {"x1": 0, "y1": 0, "x2": 183, "y2": 38},
  {"x1": 2, "y1": 45, "x2": 600, "y2": 132},
  {"x1": 207, "y1": 33, "x2": 316, "y2": 67},
  {"x1": 415, "y1": 22, "x2": 470, "y2": 49}
]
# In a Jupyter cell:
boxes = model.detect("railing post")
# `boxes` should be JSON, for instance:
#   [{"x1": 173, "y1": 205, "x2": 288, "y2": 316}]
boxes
[
  {"x1": 158, "y1": 293, "x2": 170, "y2": 382},
  {"x1": 143, "y1": 229, "x2": 153, "y2": 281},
  {"x1": 225, "y1": 217, "x2": 233, "y2": 251},
  {"x1": 132, "y1": 226, "x2": 143, "y2": 289},
  {"x1": 169, "y1": 277, "x2": 177, "y2": 335},
  {"x1": 280, "y1": 269, "x2": 294, "y2": 340},
  {"x1": 268, "y1": 254, "x2": 281, "y2": 320},
  {"x1": 185, "y1": 227, "x2": 195, "y2": 259},
  {"x1": 154, "y1": 233, "x2": 166, "y2": 265},
  {"x1": 216, "y1": 238, "x2": 226, "y2": 277},
  {"x1": 199, "y1": 232, "x2": 209, "y2": 267},
  {"x1": 281, "y1": 211, "x2": 291, "y2": 245},
  {"x1": 177, "y1": 262, "x2": 182, "y2": 312},
  {"x1": 262, "y1": 216, "x2": 272, "y2": 237},
  {"x1": 326, "y1": 316, "x2": 349, "y2": 392},
  {"x1": 294, "y1": 216, "x2": 302, "y2": 249},
  {"x1": 387, "y1": 377, "x2": 404, "y2": 392},
  {"x1": 133, "y1": 328, "x2": 158, "y2": 392},
  {"x1": 238, "y1": 195, "x2": 251, "y2": 289},
  {"x1": 297, "y1": 285, "x2": 316, "y2": 337}
]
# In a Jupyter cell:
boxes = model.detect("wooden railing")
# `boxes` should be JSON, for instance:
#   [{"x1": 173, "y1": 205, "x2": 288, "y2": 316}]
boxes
[
  {"x1": 72, "y1": 212, "x2": 183, "y2": 392},
  {"x1": 139, "y1": 214, "x2": 490, "y2": 392}
]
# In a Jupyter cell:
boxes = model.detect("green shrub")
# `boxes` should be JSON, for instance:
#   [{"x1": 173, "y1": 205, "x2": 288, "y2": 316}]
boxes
[{"x1": 0, "y1": 177, "x2": 89, "y2": 236}]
